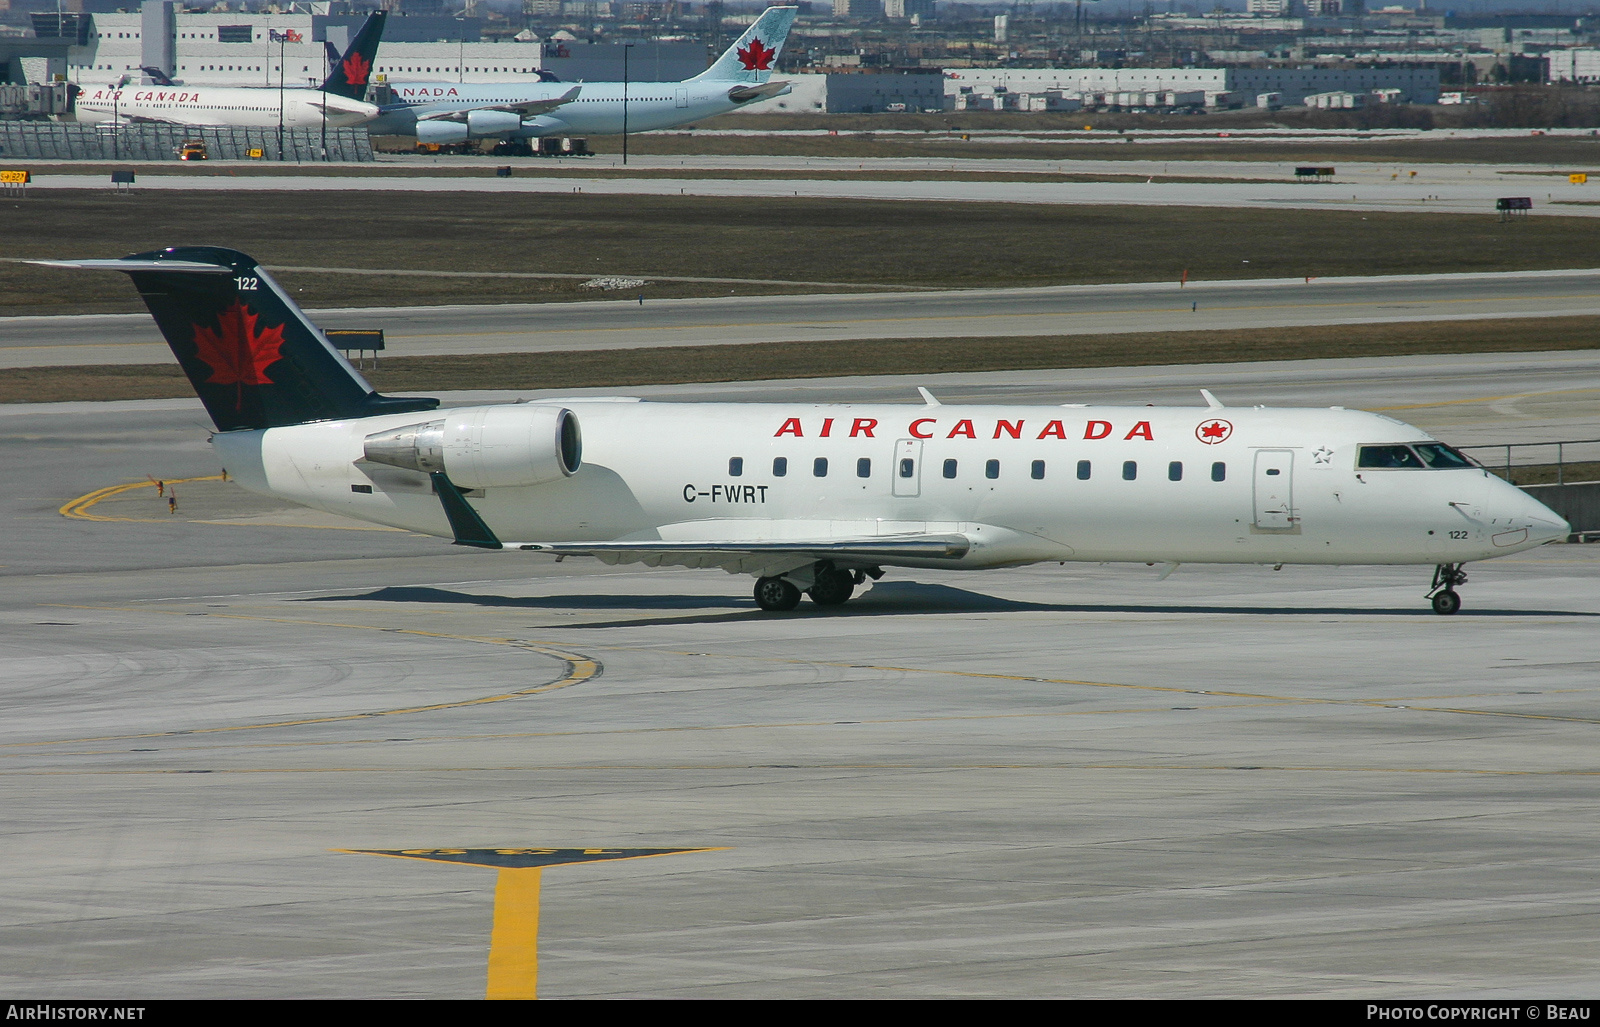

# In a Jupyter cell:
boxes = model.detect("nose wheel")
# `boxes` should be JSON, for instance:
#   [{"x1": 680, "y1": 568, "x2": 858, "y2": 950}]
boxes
[{"x1": 1427, "y1": 564, "x2": 1468, "y2": 616}]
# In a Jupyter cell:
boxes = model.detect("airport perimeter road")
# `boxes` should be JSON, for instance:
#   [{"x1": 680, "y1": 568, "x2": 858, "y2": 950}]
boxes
[
  {"x1": 7, "y1": 269, "x2": 1600, "y2": 368},
  {"x1": 3, "y1": 355, "x2": 1599, "y2": 997}
]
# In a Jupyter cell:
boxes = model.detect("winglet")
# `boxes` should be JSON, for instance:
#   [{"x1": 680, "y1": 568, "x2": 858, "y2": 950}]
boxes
[
  {"x1": 1201, "y1": 389, "x2": 1224, "y2": 409},
  {"x1": 917, "y1": 387, "x2": 941, "y2": 407},
  {"x1": 431, "y1": 472, "x2": 502, "y2": 550}
]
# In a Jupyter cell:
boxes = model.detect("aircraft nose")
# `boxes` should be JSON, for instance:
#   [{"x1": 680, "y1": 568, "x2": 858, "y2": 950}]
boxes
[{"x1": 1493, "y1": 480, "x2": 1571, "y2": 546}]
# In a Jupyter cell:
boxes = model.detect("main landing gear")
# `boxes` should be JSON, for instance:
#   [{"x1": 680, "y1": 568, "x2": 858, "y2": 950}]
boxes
[
  {"x1": 1428, "y1": 563, "x2": 1468, "y2": 616},
  {"x1": 753, "y1": 562, "x2": 881, "y2": 612}
]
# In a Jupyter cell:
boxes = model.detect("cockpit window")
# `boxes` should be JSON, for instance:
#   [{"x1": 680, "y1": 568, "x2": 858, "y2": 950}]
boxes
[
  {"x1": 1358, "y1": 445, "x2": 1425, "y2": 469},
  {"x1": 1413, "y1": 443, "x2": 1476, "y2": 469}
]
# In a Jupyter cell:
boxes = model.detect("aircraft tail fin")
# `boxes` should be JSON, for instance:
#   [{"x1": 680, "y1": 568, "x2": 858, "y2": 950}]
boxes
[
  {"x1": 692, "y1": 6, "x2": 797, "y2": 84},
  {"x1": 33, "y1": 247, "x2": 437, "y2": 433},
  {"x1": 140, "y1": 66, "x2": 178, "y2": 86},
  {"x1": 320, "y1": 11, "x2": 386, "y2": 101}
]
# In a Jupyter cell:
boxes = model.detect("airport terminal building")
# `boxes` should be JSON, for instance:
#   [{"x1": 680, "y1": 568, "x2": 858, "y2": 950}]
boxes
[{"x1": 938, "y1": 67, "x2": 1443, "y2": 109}]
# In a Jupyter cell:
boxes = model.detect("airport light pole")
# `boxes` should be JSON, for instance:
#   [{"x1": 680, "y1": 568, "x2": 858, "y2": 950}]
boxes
[
  {"x1": 622, "y1": 42, "x2": 633, "y2": 167},
  {"x1": 276, "y1": 30, "x2": 286, "y2": 160}
]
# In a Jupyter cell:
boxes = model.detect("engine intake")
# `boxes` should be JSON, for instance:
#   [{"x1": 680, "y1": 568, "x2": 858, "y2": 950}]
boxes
[{"x1": 363, "y1": 405, "x2": 581, "y2": 489}]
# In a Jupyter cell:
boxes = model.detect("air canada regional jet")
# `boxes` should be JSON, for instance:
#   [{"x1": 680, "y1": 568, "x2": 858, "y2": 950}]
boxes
[
  {"x1": 43, "y1": 248, "x2": 1570, "y2": 614},
  {"x1": 366, "y1": 6, "x2": 799, "y2": 145}
]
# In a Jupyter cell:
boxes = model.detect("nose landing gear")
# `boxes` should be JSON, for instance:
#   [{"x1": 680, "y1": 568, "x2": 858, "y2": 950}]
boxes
[{"x1": 1428, "y1": 563, "x2": 1468, "y2": 615}]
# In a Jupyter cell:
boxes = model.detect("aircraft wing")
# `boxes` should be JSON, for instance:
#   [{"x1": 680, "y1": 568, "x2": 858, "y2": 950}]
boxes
[
  {"x1": 416, "y1": 85, "x2": 581, "y2": 123},
  {"x1": 427, "y1": 470, "x2": 970, "y2": 572},
  {"x1": 510, "y1": 535, "x2": 971, "y2": 573},
  {"x1": 429, "y1": 469, "x2": 967, "y2": 570}
]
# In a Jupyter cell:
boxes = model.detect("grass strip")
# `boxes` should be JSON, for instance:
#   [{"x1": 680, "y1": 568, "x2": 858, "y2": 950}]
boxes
[
  {"x1": 5, "y1": 316, "x2": 1597, "y2": 404},
  {"x1": 8, "y1": 192, "x2": 1600, "y2": 316}
]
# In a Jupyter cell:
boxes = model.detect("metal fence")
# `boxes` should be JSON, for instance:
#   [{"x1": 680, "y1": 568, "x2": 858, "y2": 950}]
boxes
[
  {"x1": 0, "y1": 122, "x2": 374, "y2": 162},
  {"x1": 1460, "y1": 438, "x2": 1600, "y2": 486}
]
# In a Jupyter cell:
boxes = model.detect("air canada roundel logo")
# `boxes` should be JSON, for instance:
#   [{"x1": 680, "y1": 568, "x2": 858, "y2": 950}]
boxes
[{"x1": 1196, "y1": 418, "x2": 1233, "y2": 444}]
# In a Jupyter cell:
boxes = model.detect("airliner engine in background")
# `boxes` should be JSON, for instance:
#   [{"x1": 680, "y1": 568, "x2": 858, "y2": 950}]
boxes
[
  {"x1": 74, "y1": 11, "x2": 386, "y2": 130},
  {"x1": 365, "y1": 6, "x2": 798, "y2": 146},
  {"x1": 41, "y1": 248, "x2": 1570, "y2": 616}
]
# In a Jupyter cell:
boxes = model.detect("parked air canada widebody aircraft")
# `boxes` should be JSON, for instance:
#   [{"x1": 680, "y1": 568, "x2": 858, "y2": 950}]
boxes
[
  {"x1": 363, "y1": 6, "x2": 799, "y2": 145},
  {"x1": 42, "y1": 248, "x2": 1571, "y2": 615},
  {"x1": 74, "y1": 12, "x2": 387, "y2": 130}
]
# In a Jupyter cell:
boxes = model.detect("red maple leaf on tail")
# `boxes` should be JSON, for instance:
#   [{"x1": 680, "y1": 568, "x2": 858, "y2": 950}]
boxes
[
  {"x1": 342, "y1": 51, "x2": 371, "y2": 86},
  {"x1": 737, "y1": 37, "x2": 776, "y2": 72},
  {"x1": 191, "y1": 301, "x2": 288, "y2": 411}
]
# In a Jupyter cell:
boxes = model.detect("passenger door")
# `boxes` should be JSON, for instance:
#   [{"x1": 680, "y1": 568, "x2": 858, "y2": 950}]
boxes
[
  {"x1": 675, "y1": 86, "x2": 689, "y2": 108},
  {"x1": 1253, "y1": 449, "x2": 1295, "y2": 530},
  {"x1": 893, "y1": 439, "x2": 923, "y2": 497}
]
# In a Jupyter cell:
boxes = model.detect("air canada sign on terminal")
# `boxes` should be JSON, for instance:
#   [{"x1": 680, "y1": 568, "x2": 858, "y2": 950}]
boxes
[{"x1": 772, "y1": 417, "x2": 1161, "y2": 441}]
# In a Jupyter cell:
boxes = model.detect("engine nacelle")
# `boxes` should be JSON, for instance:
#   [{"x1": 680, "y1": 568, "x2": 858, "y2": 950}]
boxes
[
  {"x1": 362, "y1": 405, "x2": 581, "y2": 489},
  {"x1": 414, "y1": 119, "x2": 468, "y2": 144},
  {"x1": 467, "y1": 108, "x2": 523, "y2": 136}
]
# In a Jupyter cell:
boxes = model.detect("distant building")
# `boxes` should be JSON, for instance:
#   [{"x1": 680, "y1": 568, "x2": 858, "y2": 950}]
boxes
[
  {"x1": 944, "y1": 66, "x2": 1441, "y2": 107},
  {"x1": 884, "y1": 0, "x2": 936, "y2": 18},
  {"x1": 1246, "y1": 0, "x2": 1295, "y2": 15},
  {"x1": 1549, "y1": 49, "x2": 1600, "y2": 84},
  {"x1": 832, "y1": 0, "x2": 881, "y2": 18}
]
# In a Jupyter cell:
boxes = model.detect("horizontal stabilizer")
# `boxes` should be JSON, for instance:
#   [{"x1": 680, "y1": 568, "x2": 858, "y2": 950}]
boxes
[{"x1": 727, "y1": 80, "x2": 791, "y2": 104}]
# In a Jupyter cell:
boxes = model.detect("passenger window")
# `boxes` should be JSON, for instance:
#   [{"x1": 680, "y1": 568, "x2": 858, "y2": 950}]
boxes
[
  {"x1": 899, "y1": 458, "x2": 914, "y2": 478},
  {"x1": 1169, "y1": 461, "x2": 1182, "y2": 481},
  {"x1": 857, "y1": 457, "x2": 871, "y2": 478},
  {"x1": 1077, "y1": 460, "x2": 1091, "y2": 480},
  {"x1": 1358, "y1": 445, "x2": 1425, "y2": 469},
  {"x1": 1123, "y1": 460, "x2": 1137, "y2": 481},
  {"x1": 1031, "y1": 460, "x2": 1045, "y2": 480},
  {"x1": 943, "y1": 458, "x2": 957, "y2": 479},
  {"x1": 813, "y1": 457, "x2": 828, "y2": 477},
  {"x1": 1211, "y1": 461, "x2": 1226, "y2": 482},
  {"x1": 728, "y1": 457, "x2": 743, "y2": 477},
  {"x1": 773, "y1": 457, "x2": 787, "y2": 477},
  {"x1": 985, "y1": 459, "x2": 1000, "y2": 479}
]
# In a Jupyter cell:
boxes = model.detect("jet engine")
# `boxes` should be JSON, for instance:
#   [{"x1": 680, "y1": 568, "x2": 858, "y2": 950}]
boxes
[
  {"x1": 467, "y1": 109, "x2": 523, "y2": 136},
  {"x1": 362, "y1": 405, "x2": 581, "y2": 489},
  {"x1": 414, "y1": 109, "x2": 524, "y2": 143}
]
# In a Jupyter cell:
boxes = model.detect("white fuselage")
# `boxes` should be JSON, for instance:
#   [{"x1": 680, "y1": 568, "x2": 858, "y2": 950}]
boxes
[
  {"x1": 75, "y1": 86, "x2": 378, "y2": 129},
  {"x1": 211, "y1": 401, "x2": 1569, "y2": 572},
  {"x1": 368, "y1": 78, "x2": 777, "y2": 138}
]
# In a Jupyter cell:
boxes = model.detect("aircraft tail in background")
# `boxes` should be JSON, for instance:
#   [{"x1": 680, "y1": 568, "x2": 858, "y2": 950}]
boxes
[
  {"x1": 692, "y1": 7, "x2": 797, "y2": 84},
  {"x1": 320, "y1": 11, "x2": 387, "y2": 101}
]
